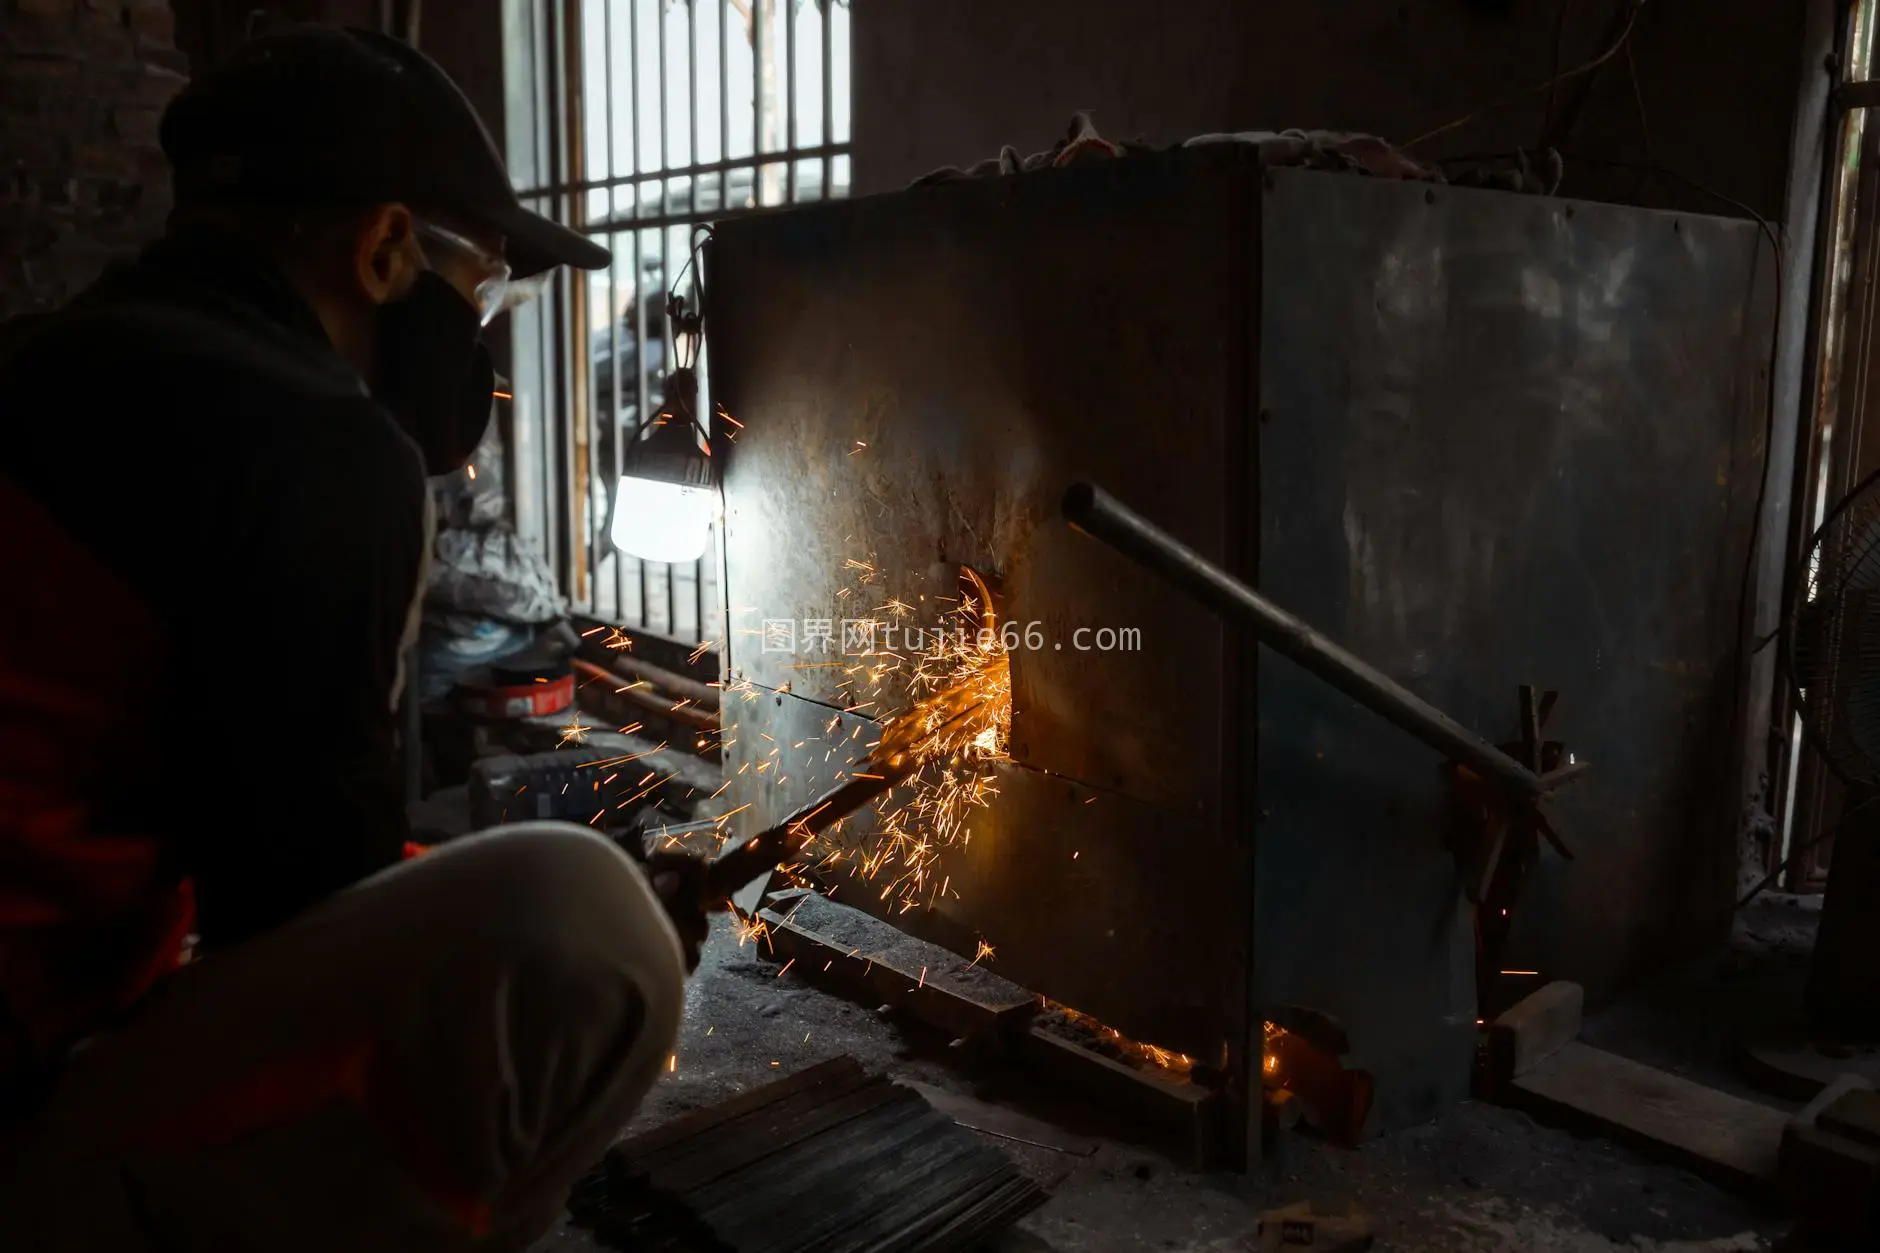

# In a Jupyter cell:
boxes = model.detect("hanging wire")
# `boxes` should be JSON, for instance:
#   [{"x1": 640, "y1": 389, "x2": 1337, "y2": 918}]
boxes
[
  {"x1": 1406, "y1": 0, "x2": 1645, "y2": 150},
  {"x1": 666, "y1": 224, "x2": 714, "y2": 374}
]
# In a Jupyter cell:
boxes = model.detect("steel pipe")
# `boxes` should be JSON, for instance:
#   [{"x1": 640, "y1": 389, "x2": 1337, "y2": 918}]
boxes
[
  {"x1": 1061, "y1": 482, "x2": 1543, "y2": 799},
  {"x1": 603, "y1": 649, "x2": 723, "y2": 711},
  {"x1": 573, "y1": 659, "x2": 720, "y2": 732}
]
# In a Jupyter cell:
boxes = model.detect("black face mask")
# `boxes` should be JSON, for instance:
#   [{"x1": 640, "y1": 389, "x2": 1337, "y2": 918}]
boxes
[{"x1": 373, "y1": 270, "x2": 495, "y2": 476}]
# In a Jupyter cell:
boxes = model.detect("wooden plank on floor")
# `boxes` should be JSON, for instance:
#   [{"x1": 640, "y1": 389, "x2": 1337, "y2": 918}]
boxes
[
  {"x1": 614, "y1": 1055, "x2": 864, "y2": 1159},
  {"x1": 1508, "y1": 1042, "x2": 1785, "y2": 1193},
  {"x1": 571, "y1": 1057, "x2": 1048, "y2": 1253}
]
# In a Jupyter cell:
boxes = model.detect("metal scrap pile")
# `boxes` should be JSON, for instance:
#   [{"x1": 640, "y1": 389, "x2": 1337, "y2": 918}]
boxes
[{"x1": 913, "y1": 112, "x2": 1563, "y2": 197}]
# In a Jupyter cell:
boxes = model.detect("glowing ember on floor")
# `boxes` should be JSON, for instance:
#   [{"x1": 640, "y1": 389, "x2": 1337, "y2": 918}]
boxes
[
  {"x1": 1263, "y1": 1021, "x2": 1287, "y2": 1078},
  {"x1": 1041, "y1": 1001, "x2": 1196, "y2": 1079}
]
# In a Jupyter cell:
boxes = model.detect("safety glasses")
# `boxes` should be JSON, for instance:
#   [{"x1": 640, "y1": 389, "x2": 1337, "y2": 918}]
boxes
[{"x1": 415, "y1": 219, "x2": 524, "y2": 328}]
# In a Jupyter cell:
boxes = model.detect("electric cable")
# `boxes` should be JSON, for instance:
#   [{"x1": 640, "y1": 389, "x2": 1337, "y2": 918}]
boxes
[
  {"x1": 1540, "y1": 0, "x2": 1579, "y2": 143},
  {"x1": 1625, "y1": 40, "x2": 1652, "y2": 163},
  {"x1": 1406, "y1": 0, "x2": 1644, "y2": 150}
]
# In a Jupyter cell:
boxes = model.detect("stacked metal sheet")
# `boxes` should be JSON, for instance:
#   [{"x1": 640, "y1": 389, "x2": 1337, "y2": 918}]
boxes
[{"x1": 568, "y1": 1057, "x2": 1048, "y2": 1252}]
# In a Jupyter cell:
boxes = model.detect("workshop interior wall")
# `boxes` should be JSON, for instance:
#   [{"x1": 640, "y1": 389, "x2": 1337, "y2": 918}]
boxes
[
  {"x1": 850, "y1": 0, "x2": 1808, "y2": 227},
  {"x1": 848, "y1": 0, "x2": 1811, "y2": 1001},
  {"x1": 0, "y1": 0, "x2": 185, "y2": 321},
  {"x1": 0, "y1": 0, "x2": 505, "y2": 325}
]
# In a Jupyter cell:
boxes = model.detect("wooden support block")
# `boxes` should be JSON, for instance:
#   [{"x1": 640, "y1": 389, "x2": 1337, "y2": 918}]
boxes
[
  {"x1": 1509, "y1": 1042, "x2": 1784, "y2": 1195},
  {"x1": 1255, "y1": 1201, "x2": 1375, "y2": 1251},
  {"x1": 752, "y1": 892, "x2": 1223, "y2": 1167},
  {"x1": 1781, "y1": 1074, "x2": 1880, "y2": 1247},
  {"x1": 1018, "y1": 1025, "x2": 1222, "y2": 1168},
  {"x1": 1794, "y1": 1072, "x2": 1874, "y2": 1127},
  {"x1": 1487, "y1": 980, "x2": 1583, "y2": 1084},
  {"x1": 1820, "y1": 1086, "x2": 1880, "y2": 1150},
  {"x1": 756, "y1": 906, "x2": 1036, "y2": 1041}
]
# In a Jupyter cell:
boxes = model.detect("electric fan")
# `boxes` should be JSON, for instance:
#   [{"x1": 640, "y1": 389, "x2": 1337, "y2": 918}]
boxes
[
  {"x1": 1781, "y1": 468, "x2": 1880, "y2": 1045},
  {"x1": 1789, "y1": 470, "x2": 1880, "y2": 789}
]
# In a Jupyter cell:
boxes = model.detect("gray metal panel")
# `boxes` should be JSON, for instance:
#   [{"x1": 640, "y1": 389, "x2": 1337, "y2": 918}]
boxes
[
  {"x1": 708, "y1": 150, "x2": 1261, "y2": 1062},
  {"x1": 1254, "y1": 170, "x2": 1771, "y2": 1125}
]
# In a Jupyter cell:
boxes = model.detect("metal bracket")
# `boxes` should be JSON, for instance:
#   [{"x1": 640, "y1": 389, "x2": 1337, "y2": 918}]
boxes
[
  {"x1": 1452, "y1": 685, "x2": 1582, "y2": 909},
  {"x1": 1834, "y1": 79, "x2": 1880, "y2": 112}
]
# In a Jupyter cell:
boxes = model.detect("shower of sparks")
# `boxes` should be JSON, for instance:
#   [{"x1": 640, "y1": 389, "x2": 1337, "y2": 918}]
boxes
[
  {"x1": 715, "y1": 559, "x2": 1014, "y2": 918},
  {"x1": 734, "y1": 913, "x2": 770, "y2": 949},
  {"x1": 806, "y1": 565, "x2": 1014, "y2": 912}
]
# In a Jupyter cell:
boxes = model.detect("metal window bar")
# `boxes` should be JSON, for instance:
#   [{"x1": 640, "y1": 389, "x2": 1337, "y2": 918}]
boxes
[{"x1": 509, "y1": 0, "x2": 851, "y2": 646}]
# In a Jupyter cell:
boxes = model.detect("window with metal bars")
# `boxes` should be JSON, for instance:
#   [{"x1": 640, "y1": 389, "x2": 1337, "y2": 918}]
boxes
[{"x1": 500, "y1": 0, "x2": 852, "y2": 644}]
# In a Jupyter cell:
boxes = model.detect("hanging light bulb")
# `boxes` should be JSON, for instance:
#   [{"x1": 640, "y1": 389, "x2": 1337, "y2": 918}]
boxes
[
  {"x1": 611, "y1": 368, "x2": 715, "y2": 563},
  {"x1": 611, "y1": 293, "x2": 716, "y2": 564}
]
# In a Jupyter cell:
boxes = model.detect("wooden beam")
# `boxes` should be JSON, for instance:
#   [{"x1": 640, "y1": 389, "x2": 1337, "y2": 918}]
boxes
[
  {"x1": 1508, "y1": 1043, "x2": 1785, "y2": 1194},
  {"x1": 756, "y1": 905, "x2": 1035, "y2": 1042}
]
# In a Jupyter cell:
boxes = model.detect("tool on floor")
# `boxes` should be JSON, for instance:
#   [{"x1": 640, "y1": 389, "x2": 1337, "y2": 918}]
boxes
[
  {"x1": 702, "y1": 696, "x2": 988, "y2": 903},
  {"x1": 1256, "y1": 1202, "x2": 1375, "y2": 1252}
]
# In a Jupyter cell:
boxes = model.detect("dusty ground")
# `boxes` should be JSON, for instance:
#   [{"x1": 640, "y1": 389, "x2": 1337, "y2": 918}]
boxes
[
  {"x1": 413, "y1": 781, "x2": 1808, "y2": 1251},
  {"x1": 525, "y1": 910, "x2": 1791, "y2": 1253}
]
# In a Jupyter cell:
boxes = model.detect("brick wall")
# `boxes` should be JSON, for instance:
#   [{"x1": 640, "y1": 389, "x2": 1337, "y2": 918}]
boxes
[{"x1": 0, "y1": 0, "x2": 185, "y2": 321}]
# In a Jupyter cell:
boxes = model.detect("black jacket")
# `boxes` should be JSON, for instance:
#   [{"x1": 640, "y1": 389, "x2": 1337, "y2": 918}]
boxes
[{"x1": 0, "y1": 229, "x2": 426, "y2": 955}]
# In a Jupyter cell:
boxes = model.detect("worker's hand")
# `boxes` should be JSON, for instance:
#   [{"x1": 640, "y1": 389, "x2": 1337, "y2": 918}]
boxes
[{"x1": 644, "y1": 851, "x2": 711, "y2": 974}]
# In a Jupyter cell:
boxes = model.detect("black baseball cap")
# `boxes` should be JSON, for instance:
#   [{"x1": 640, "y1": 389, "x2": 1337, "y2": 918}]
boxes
[{"x1": 160, "y1": 24, "x2": 609, "y2": 279}]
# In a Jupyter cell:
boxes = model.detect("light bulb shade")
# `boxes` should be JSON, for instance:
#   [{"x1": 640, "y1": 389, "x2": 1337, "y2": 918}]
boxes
[
  {"x1": 610, "y1": 475, "x2": 715, "y2": 563},
  {"x1": 613, "y1": 367, "x2": 716, "y2": 562}
]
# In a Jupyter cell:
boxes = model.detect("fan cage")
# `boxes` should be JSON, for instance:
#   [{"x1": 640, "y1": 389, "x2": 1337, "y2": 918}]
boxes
[{"x1": 1789, "y1": 466, "x2": 1880, "y2": 788}]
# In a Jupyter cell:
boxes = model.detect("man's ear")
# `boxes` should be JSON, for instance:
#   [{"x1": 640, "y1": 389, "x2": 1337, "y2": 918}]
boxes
[{"x1": 354, "y1": 203, "x2": 421, "y2": 306}]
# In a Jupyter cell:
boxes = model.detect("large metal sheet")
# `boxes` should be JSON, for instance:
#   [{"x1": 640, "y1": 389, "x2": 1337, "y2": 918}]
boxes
[
  {"x1": 722, "y1": 689, "x2": 1242, "y2": 1062},
  {"x1": 709, "y1": 148, "x2": 1255, "y2": 808},
  {"x1": 1253, "y1": 170, "x2": 1771, "y2": 1125},
  {"x1": 708, "y1": 150, "x2": 1261, "y2": 1063},
  {"x1": 706, "y1": 151, "x2": 1771, "y2": 1136}
]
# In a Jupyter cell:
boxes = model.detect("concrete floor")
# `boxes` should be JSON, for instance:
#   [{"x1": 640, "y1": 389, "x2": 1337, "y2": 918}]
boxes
[{"x1": 525, "y1": 908, "x2": 1795, "y2": 1253}]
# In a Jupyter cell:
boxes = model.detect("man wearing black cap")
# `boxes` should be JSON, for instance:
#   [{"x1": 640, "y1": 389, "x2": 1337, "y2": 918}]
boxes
[{"x1": 0, "y1": 26, "x2": 700, "y2": 1252}]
